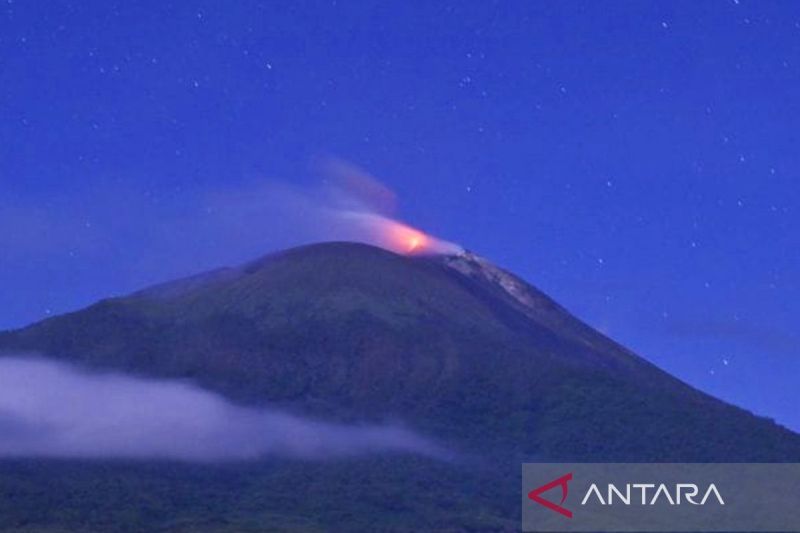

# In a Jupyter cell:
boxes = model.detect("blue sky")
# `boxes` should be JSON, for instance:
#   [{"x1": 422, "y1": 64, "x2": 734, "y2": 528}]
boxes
[{"x1": 1, "y1": 1, "x2": 798, "y2": 430}]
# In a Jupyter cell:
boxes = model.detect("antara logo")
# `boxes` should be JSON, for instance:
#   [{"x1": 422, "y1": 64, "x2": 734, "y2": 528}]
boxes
[
  {"x1": 528, "y1": 473, "x2": 725, "y2": 519},
  {"x1": 528, "y1": 472, "x2": 574, "y2": 518}
]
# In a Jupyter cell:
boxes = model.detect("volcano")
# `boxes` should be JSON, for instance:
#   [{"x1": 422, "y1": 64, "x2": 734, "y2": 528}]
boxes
[{"x1": 1, "y1": 242, "x2": 798, "y2": 531}]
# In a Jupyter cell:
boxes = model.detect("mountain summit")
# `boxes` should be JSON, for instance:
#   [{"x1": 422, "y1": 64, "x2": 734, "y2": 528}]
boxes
[
  {"x1": 2, "y1": 241, "x2": 796, "y2": 459},
  {"x1": 1, "y1": 242, "x2": 798, "y2": 530}
]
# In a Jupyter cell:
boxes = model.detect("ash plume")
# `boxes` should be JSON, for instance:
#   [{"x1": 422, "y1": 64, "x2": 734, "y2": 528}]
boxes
[{"x1": 0, "y1": 158, "x2": 462, "y2": 330}]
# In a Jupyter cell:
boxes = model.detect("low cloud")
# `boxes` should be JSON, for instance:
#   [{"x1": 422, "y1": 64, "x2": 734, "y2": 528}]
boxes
[{"x1": 0, "y1": 355, "x2": 449, "y2": 462}]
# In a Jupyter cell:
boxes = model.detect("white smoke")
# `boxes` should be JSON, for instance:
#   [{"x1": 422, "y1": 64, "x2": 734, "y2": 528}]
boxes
[
  {"x1": 0, "y1": 355, "x2": 449, "y2": 462},
  {"x1": 0, "y1": 158, "x2": 464, "y2": 331},
  {"x1": 299, "y1": 157, "x2": 463, "y2": 255}
]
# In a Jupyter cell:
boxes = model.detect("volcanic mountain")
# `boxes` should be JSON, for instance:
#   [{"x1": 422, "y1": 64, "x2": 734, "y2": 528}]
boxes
[{"x1": 1, "y1": 242, "x2": 798, "y2": 531}]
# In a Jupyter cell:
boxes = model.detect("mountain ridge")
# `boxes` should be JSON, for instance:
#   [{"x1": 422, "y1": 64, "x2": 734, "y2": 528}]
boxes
[
  {"x1": 1, "y1": 241, "x2": 797, "y2": 460},
  {"x1": 1, "y1": 241, "x2": 798, "y2": 531}
]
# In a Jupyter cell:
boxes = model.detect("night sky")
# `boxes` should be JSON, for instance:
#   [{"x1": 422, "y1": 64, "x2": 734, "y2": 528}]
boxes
[{"x1": 1, "y1": 2, "x2": 798, "y2": 431}]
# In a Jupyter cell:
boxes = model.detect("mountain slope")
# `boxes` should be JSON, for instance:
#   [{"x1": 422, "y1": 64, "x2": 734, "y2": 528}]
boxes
[
  {"x1": 0, "y1": 242, "x2": 798, "y2": 531},
  {"x1": 1, "y1": 242, "x2": 797, "y2": 460}
]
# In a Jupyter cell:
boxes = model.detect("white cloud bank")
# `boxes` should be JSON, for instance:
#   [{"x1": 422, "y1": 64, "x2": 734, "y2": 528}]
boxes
[{"x1": 0, "y1": 355, "x2": 449, "y2": 462}]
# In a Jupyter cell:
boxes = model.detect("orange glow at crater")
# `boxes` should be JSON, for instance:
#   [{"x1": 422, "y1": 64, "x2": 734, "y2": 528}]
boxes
[
  {"x1": 341, "y1": 211, "x2": 463, "y2": 256},
  {"x1": 389, "y1": 222, "x2": 431, "y2": 254}
]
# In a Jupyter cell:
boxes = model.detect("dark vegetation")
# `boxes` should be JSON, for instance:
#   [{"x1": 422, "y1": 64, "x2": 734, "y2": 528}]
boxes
[{"x1": 1, "y1": 242, "x2": 798, "y2": 531}]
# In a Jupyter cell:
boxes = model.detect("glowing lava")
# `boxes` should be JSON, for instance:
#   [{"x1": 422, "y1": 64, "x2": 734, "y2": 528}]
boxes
[
  {"x1": 340, "y1": 211, "x2": 462, "y2": 256},
  {"x1": 390, "y1": 222, "x2": 430, "y2": 254},
  {"x1": 379, "y1": 216, "x2": 463, "y2": 255}
]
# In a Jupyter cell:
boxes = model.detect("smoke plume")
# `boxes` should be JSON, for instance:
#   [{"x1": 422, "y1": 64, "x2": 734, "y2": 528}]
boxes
[{"x1": 0, "y1": 158, "x2": 463, "y2": 330}]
